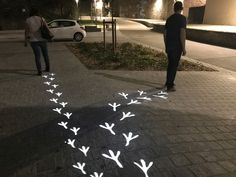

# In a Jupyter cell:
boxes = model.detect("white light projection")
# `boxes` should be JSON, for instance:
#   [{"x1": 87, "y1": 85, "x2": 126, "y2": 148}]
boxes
[
  {"x1": 134, "y1": 159, "x2": 153, "y2": 177},
  {"x1": 52, "y1": 84, "x2": 59, "y2": 88},
  {"x1": 102, "y1": 150, "x2": 123, "y2": 168},
  {"x1": 46, "y1": 89, "x2": 54, "y2": 94},
  {"x1": 90, "y1": 172, "x2": 104, "y2": 177},
  {"x1": 123, "y1": 132, "x2": 139, "y2": 146},
  {"x1": 49, "y1": 73, "x2": 55, "y2": 76},
  {"x1": 50, "y1": 98, "x2": 58, "y2": 104},
  {"x1": 118, "y1": 92, "x2": 129, "y2": 99},
  {"x1": 58, "y1": 121, "x2": 68, "y2": 129},
  {"x1": 153, "y1": 91, "x2": 168, "y2": 100},
  {"x1": 73, "y1": 162, "x2": 86, "y2": 174},
  {"x1": 127, "y1": 99, "x2": 141, "y2": 105},
  {"x1": 41, "y1": 73, "x2": 171, "y2": 177},
  {"x1": 108, "y1": 102, "x2": 121, "y2": 112},
  {"x1": 52, "y1": 108, "x2": 62, "y2": 114},
  {"x1": 66, "y1": 139, "x2": 76, "y2": 148},
  {"x1": 63, "y1": 112, "x2": 72, "y2": 119},
  {"x1": 79, "y1": 146, "x2": 90, "y2": 157},
  {"x1": 158, "y1": 91, "x2": 168, "y2": 95},
  {"x1": 49, "y1": 77, "x2": 55, "y2": 81},
  {"x1": 55, "y1": 92, "x2": 62, "y2": 97},
  {"x1": 60, "y1": 102, "x2": 68, "y2": 108},
  {"x1": 99, "y1": 122, "x2": 116, "y2": 135},
  {"x1": 120, "y1": 112, "x2": 135, "y2": 121},
  {"x1": 44, "y1": 81, "x2": 51, "y2": 85},
  {"x1": 136, "y1": 96, "x2": 152, "y2": 101},
  {"x1": 42, "y1": 75, "x2": 48, "y2": 78},
  {"x1": 70, "y1": 127, "x2": 80, "y2": 135},
  {"x1": 138, "y1": 90, "x2": 147, "y2": 96},
  {"x1": 152, "y1": 95, "x2": 168, "y2": 100}
]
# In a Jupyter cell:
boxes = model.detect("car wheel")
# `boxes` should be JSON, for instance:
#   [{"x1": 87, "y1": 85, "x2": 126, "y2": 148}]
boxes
[{"x1": 74, "y1": 32, "x2": 83, "y2": 42}]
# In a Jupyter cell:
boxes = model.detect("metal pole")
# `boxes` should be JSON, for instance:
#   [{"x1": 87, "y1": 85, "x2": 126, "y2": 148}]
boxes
[
  {"x1": 114, "y1": 19, "x2": 117, "y2": 49},
  {"x1": 111, "y1": 0, "x2": 115, "y2": 52},
  {"x1": 103, "y1": 19, "x2": 106, "y2": 50}
]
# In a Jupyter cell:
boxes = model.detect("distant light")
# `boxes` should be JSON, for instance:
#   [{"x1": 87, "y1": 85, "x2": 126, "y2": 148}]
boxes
[
  {"x1": 75, "y1": 0, "x2": 79, "y2": 6},
  {"x1": 154, "y1": 0, "x2": 163, "y2": 12},
  {"x1": 96, "y1": 0, "x2": 103, "y2": 10}
]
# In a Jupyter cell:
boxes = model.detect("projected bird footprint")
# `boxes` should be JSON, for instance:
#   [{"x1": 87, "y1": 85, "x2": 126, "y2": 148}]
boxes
[{"x1": 41, "y1": 73, "x2": 168, "y2": 177}]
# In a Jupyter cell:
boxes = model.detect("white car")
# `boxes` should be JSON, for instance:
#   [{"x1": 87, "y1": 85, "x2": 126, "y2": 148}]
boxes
[{"x1": 47, "y1": 19, "x2": 86, "y2": 42}]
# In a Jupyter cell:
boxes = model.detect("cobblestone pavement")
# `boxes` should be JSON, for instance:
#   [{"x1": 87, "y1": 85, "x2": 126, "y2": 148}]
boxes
[{"x1": 0, "y1": 37, "x2": 236, "y2": 177}]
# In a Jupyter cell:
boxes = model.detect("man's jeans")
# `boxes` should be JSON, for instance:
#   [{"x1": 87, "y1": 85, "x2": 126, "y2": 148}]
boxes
[
  {"x1": 30, "y1": 41, "x2": 50, "y2": 73},
  {"x1": 166, "y1": 49, "x2": 182, "y2": 88}
]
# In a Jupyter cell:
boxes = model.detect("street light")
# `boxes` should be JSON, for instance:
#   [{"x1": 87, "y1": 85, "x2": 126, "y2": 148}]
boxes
[
  {"x1": 154, "y1": 0, "x2": 163, "y2": 12},
  {"x1": 95, "y1": 0, "x2": 103, "y2": 20},
  {"x1": 75, "y1": 0, "x2": 79, "y2": 19},
  {"x1": 75, "y1": 0, "x2": 79, "y2": 7}
]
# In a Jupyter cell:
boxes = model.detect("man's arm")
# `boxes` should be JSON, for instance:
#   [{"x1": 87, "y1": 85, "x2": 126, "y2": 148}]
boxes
[
  {"x1": 24, "y1": 22, "x2": 29, "y2": 46},
  {"x1": 163, "y1": 29, "x2": 167, "y2": 53},
  {"x1": 180, "y1": 28, "x2": 186, "y2": 56}
]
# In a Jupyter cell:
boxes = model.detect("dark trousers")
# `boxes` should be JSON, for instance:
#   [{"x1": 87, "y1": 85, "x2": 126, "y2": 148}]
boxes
[
  {"x1": 166, "y1": 49, "x2": 182, "y2": 88},
  {"x1": 30, "y1": 41, "x2": 50, "y2": 73}
]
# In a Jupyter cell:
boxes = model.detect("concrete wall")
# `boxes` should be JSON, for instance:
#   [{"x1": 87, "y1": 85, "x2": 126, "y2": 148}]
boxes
[
  {"x1": 152, "y1": 23, "x2": 236, "y2": 49},
  {"x1": 203, "y1": 0, "x2": 236, "y2": 25}
]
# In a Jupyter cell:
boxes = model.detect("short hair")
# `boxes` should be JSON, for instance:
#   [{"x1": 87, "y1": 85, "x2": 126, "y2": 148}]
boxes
[
  {"x1": 29, "y1": 7, "x2": 39, "y2": 16},
  {"x1": 174, "y1": 1, "x2": 183, "y2": 12}
]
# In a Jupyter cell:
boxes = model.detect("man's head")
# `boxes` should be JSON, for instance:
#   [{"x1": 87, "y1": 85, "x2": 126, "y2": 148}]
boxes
[
  {"x1": 29, "y1": 7, "x2": 39, "y2": 17},
  {"x1": 174, "y1": 1, "x2": 183, "y2": 13}
]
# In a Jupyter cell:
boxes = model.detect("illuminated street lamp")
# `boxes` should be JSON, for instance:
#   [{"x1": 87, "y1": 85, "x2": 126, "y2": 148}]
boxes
[
  {"x1": 75, "y1": 0, "x2": 79, "y2": 19},
  {"x1": 75, "y1": 0, "x2": 79, "y2": 7},
  {"x1": 95, "y1": 0, "x2": 103, "y2": 20},
  {"x1": 154, "y1": 0, "x2": 163, "y2": 12}
]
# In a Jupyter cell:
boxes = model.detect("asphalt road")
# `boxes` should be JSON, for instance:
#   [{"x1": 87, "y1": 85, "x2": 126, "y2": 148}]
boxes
[{"x1": 117, "y1": 19, "x2": 236, "y2": 72}]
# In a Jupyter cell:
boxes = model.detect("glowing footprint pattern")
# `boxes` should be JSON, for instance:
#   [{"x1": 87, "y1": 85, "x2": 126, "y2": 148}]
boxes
[{"x1": 41, "y1": 73, "x2": 168, "y2": 176}]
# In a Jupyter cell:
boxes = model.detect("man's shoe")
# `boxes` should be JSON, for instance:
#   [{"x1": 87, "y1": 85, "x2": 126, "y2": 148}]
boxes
[
  {"x1": 44, "y1": 68, "x2": 50, "y2": 72},
  {"x1": 166, "y1": 86, "x2": 176, "y2": 92},
  {"x1": 37, "y1": 71, "x2": 42, "y2": 76}
]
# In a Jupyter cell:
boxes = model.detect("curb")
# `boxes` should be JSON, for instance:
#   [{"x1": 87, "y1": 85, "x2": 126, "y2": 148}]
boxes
[{"x1": 116, "y1": 19, "x2": 235, "y2": 74}]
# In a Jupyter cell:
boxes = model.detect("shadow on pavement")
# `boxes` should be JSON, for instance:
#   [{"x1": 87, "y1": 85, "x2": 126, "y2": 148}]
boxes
[
  {"x1": 95, "y1": 72, "x2": 164, "y2": 89},
  {"x1": 0, "y1": 101, "x2": 228, "y2": 177},
  {"x1": 0, "y1": 69, "x2": 36, "y2": 76}
]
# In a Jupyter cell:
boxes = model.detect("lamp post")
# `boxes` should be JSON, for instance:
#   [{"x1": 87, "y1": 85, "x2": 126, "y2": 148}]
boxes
[{"x1": 75, "y1": 0, "x2": 79, "y2": 19}]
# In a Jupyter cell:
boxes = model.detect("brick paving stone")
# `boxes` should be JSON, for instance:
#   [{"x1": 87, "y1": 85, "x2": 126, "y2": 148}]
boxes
[
  {"x1": 171, "y1": 167, "x2": 196, "y2": 177},
  {"x1": 154, "y1": 157, "x2": 175, "y2": 170},
  {"x1": 198, "y1": 152, "x2": 219, "y2": 162},
  {"x1": 207, "y1": 142, "x2": 224, "y2": 151},
  {"x1": 185, "y1": 153, "x2": 205, "y2": 164},
  {"x1": 225, "y1": 149, "x2": 236, "y2": 159},
  {"x1": 198, "y1": 151, "x2": 232, "y2": 162},
  {"x1": 201, "y1": 133, "x2": 217, "y2": 141},
  {"x1": 204, "y1": 163, "x2": 228, "y2": 176},
  {"x1": 218, "y1": 161, "x2": 236, "y2": 172},
  {"x1": 227, "y1": 140, "x2": 236, "y2": 148},
  {"x1": 190, "y1": 163, "x2": 228, "y2": 177},
  {"x1": 179, "y1": 134, "x2": 194, "y2": 142},
  {"x1": 189, "y1": 164, "x2": 211, "y2": 177},
  {"x1": 218, "y1": 141, "x2": 235, "y2": 149},
  {"x1": 169, "y1": 154, "x2": 191, "y2": 167}
]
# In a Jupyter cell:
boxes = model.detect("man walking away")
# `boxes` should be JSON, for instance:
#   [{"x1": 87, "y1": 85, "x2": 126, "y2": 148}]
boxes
[{"x1": 163, "y1": 1, "x2": 186, "y2": 92}]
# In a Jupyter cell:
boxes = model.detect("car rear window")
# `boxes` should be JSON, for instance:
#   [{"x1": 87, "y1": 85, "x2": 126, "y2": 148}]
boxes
[{"x1": 58, "y1": 21, "x2": 76, "y2": 27}]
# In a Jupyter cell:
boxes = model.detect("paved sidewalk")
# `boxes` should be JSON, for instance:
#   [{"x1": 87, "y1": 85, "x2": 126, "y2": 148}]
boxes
[
  {"x1": 117, "y1": 18, "x2": 236, "y2": 72},
  {"x1": 0, "y1": 34, "x2": 236, "y2": 177}
]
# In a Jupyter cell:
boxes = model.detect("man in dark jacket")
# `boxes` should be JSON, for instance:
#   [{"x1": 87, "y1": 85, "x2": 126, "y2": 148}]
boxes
[{"x1": 164, "y1": 1, "x2": 186, "y2": 92}]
